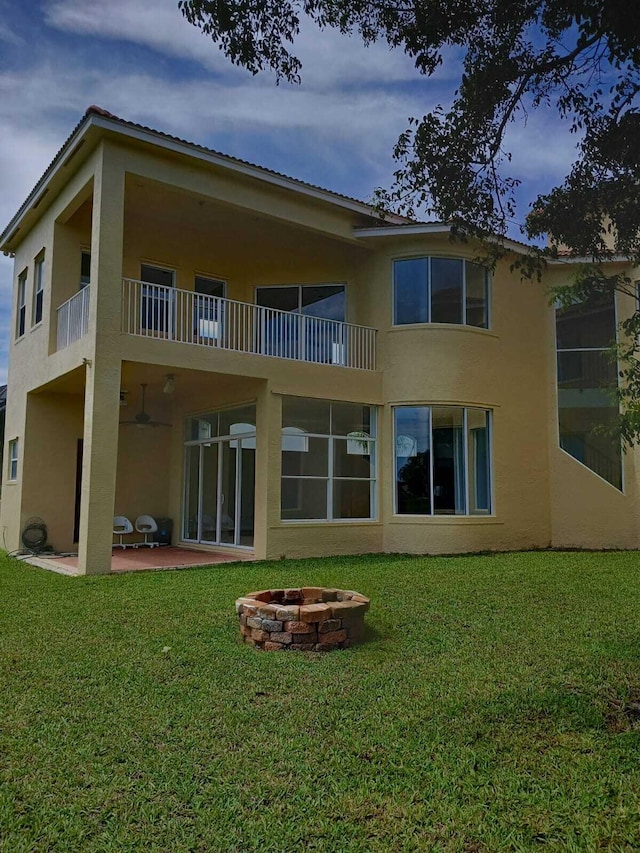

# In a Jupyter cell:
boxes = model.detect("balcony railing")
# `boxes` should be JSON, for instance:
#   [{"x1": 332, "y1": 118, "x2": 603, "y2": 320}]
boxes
[
  {"x1": 122, "y1": 279, "x2": 376, "y2": 370},
  {"x1": 56, "y1": 286, "x2": 90, "y2": 351}
]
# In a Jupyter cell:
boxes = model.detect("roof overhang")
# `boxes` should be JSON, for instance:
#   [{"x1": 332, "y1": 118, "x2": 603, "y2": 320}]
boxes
[
  {"x1": 353, "y1": 222, "x2": 532, "y2": 255},
  {"x1": 1, "y1": 107, "x2": 407, "y2": 254}
]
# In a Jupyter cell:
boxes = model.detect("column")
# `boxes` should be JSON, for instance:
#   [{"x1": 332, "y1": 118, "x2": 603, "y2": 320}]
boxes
[{"x1": 76, "y1": 143, "x2": 125, "y2": 575}]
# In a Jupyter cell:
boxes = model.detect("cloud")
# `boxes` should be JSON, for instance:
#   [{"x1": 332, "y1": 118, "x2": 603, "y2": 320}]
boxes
[
  {"x1": 0, "y1": 20, "x2": 23, "y2": 45},
  {"x1": 45, "y1": 0, "x2": 242, "y2": 77},
  {"x1": 0, "y1": 55, "x2": 426, "y2": 204},
  {"x1": 44, "y1": 0, "x2": 445, "y2": 89},
  {"x1": 506, "y1": 111, "x2": 578, "y2": 181}
]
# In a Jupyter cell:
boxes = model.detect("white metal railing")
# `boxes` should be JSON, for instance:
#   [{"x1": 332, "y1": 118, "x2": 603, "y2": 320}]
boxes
[
  {"x1": 122, "y1": 279, "x2": 376, "y2": 370},
  {"x1": 56, "y1": 286, "x2": 90, "y2": 350}
]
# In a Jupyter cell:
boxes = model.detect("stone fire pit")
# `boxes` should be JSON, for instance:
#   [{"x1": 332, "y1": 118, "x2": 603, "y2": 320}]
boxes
[{"x1": 235, "y1": 587, "x2": 370, "y2": 651}]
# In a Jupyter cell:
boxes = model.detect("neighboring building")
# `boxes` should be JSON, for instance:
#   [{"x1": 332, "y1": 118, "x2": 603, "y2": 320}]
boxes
[{"x1": 0, "y1": 106, "x2": 637, "y2": 575}]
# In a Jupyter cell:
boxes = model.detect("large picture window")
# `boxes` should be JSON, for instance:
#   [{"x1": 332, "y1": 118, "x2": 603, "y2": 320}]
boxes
[
  {"x1": 281, "y1": 397, "x2": 376, "y2": 521},
  {"x1": 394, "y1": 406, "x2": 492, "y2": 515},
  {"x1": 556, "y1": 292, "x2": 622, "y2": 489},
  {"x1": 393, "y1": 257, "x2": 489, "y2": 328}
]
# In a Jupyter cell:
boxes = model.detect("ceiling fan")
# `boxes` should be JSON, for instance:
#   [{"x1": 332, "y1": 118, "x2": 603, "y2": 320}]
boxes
[{"x1": 120, "y1": 383, "x2": 171, "y2": 428}]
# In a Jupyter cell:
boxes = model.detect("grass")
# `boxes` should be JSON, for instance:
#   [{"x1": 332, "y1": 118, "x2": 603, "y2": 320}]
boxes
[{"x1": 1, "y1": 551, "x2": 640, "y2": 851}]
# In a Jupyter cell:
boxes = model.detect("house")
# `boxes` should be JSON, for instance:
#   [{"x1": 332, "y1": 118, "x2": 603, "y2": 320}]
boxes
[{"x1": 0, "y1": 106, "x2": 637, "y2": 575}]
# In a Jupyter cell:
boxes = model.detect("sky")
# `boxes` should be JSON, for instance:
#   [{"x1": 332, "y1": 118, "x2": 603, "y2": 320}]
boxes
[{"x1": 0, "y1": 0, "x2": 580, "y2": 383}]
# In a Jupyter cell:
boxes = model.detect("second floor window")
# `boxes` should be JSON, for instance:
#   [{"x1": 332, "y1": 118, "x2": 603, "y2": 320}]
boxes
[
  {"x1": 393, "y1": 257, "x2": 489, "y2": 328},
  {"x1": 194, "y1": 275, "x2": 225, "y2": 341},
  {"x1": 80, "y1": 251, "x2": 91, "y2": 288},
  {"x1": 256, "y1": 284, "x2": 346, "y2": 363},
  {"x1": 33, "y1": 254, "x2": 45, "y2": 326},
  {"x1": 140, "y1": 263, "x2": 175, "y2": 334},
  {"x1": 256, "y1": 284, "x2": 345, "y2": 322},
  {"x1": 16, "y1": 270, "x2": 27, "y2": 339}
]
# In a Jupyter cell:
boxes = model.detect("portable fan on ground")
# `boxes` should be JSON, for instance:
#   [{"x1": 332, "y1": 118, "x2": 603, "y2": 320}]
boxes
[{"x1": 21, "y1": 517, "x2": 48, "y2": 553}]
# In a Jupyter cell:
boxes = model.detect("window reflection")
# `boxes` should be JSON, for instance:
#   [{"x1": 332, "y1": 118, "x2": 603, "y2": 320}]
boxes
[
  {"x1": 556, "y1": 292, "x2": 621, "y2": 489},
  {"x1": 393, "y1": 257, "x2": 489, "y2": 328},
  {"x1": 394, "y1": 406, "x2": 492, "y2": 515},
  {"x1": 281, "y1": 397, "x2": 377, "y2": 521}
]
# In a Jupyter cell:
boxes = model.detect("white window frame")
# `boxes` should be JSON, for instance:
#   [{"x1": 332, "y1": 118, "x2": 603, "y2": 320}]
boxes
[
  {"x1": 280, "y1": 399, "x2": 377, "y2": 523},
  {"x1": 255, "y1": 284, "x2": 348, "y2": 364},
  {"x1": 16, "y1": 270, "x2": 27, "y2": 339},
  {"x1": 392, "y1": 256, "x2": 491, "y2": 329},
  {"x1": 32, "y1": 253, "x2": 45, "y2": 327},
  {"x1": 554, "y1": 292, "x2": 623, "y2": 491},
  {"x1": 182, "y1": 403, "x2": 257, "y2": 549},
  {"x1": 7, "y1": 438, "x2": 18, "y2": 482},
  {"x1": 392, "y1": 405, "x2": 493, "y2": 516},
  {"x1": 255, "y1": 283, "x2": 347, "y2": 320}
]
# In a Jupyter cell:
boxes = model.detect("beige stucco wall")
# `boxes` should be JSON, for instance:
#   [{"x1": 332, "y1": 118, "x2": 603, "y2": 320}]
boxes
[
  {"x1": 121, "y1": 174, "x2": 368, "y2": 313},
  {"x1": 21, "y1": 391, "x2": 84, "y2": 553},
  {"x1": 355, "y1": 236, "x2": 554, "y2": 555},
  {"x1": 115, "y1": 423, "x2": 172, "y2": 530},
  {"x1": 1, "y1": 147, "x2": 100, "y2": 553}
]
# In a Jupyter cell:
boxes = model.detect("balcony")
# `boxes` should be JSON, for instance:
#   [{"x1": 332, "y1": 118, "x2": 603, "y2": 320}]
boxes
[
  {"x1": 56, "y1": 287, "x2": 90, "y2": 350},
  {"x1": 121, "y1": 279, "x2": 376, "y2": 370}
]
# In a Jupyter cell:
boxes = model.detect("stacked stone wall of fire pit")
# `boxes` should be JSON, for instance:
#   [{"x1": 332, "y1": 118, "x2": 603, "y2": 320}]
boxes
[{"x1": 236, "y1": 587, "x2": 370, "y2": 651}]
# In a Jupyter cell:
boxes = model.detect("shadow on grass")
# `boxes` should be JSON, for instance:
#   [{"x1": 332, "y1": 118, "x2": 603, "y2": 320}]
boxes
[{"x1": 361, "y1": 622, "x2": 383, "y2": 645}]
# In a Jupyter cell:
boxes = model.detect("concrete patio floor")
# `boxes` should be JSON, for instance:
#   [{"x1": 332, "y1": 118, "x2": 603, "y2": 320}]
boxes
[{"x1": 23, "y1": 546, "x2": 253, "y2": 576}]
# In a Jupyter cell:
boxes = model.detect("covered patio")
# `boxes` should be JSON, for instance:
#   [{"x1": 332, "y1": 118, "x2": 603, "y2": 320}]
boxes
[{"x1": 24, "y1": 545, "x2": 252, "y2": 577}]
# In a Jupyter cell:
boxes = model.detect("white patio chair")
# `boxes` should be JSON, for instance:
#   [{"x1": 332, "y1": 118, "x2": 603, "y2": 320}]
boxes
[
  {"x1": 135, "y1": 515, "x2": 159, "y2": 548},
  {"x1": 113, "y1": 516, "x2": 134, "y2": 549}
]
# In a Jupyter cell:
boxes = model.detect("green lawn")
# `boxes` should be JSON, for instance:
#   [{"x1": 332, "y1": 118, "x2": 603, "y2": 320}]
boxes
[{"x1": 2, "y1": 551, "x2": 640, "y2": 851}]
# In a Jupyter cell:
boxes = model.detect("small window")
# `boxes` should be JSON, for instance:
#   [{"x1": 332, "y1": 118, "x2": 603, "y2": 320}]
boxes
[
  {"x1": 16, "y1": 270, "x2": 27, "y2": 339},
  {"x1": 7, "y1": 439, "x2": 18, "y2": 481},
  {"x1": 80, "y1": 251, "x2": 91, "y2": 288},
  {"x1": 33, "y1": 253, "x2": 45, "y2": 326}
]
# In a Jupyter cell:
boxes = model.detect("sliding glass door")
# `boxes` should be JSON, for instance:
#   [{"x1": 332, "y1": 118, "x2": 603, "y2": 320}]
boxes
[{"x1": 183, "y1": 405, "x2": 256, "y2": 548}]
